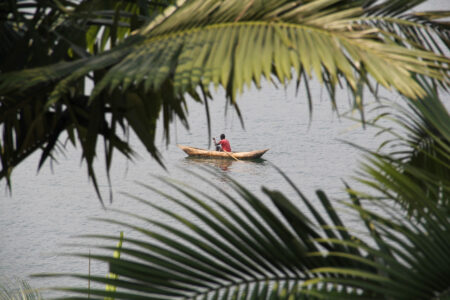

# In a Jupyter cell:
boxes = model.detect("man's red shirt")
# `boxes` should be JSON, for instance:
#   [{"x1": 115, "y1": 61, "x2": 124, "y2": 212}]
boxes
[{"x1": 218, "y1": 139, "x2": 231, "y2": 152}]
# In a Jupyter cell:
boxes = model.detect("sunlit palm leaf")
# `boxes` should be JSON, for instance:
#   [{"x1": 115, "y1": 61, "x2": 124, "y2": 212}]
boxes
[{"x1": 3, "y1": 0, "x2": 448, "y2": 100}]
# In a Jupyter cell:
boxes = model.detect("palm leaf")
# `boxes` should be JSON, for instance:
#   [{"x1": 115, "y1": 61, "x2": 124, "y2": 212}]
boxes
[
  {"x1": 0, "y1": 277, "x2": 42, "y2": 300},
  {"x1": 308, "y1": 81, "x2": 450, "y2": 298},
  {"x1": 4, "y1": 1, "x2": 449, "y2": 100},
  {"x1": 44, "y1": 156, "x2": 449, "y2": 299},
  {"x1": 0, "y1": 0, "x2": 178, "y2": 199},
  {"x1": 37, "y1": 168, "x2": 377, "y2": 299},
  {"x1": 1, "y1": 0, "x2": 449, "y2": 198},
  {"x1": 312, "y1": 191, "x2": 450, "y2": 299},
  {"x1": 350, "y1": 79, "x2": 450, "y2": 215}
]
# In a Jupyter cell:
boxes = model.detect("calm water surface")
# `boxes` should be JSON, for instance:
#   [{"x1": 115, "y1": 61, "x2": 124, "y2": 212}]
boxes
[{"x1": 1, "y1": 0, "x2": 449, "y2": 295}]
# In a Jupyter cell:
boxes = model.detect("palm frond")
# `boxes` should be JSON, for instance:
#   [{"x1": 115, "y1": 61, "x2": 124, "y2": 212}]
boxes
[
  {"x1": 37, "y1": 174, "x2": 360, "y2": 298},
  {"x1": 351, "y1": 79, "x2": 450, "y2": 215},
  {"x1": 41, "y1": 155, "x2": 449, "y2": 299},
  {"x1": 3, "y1": 0, "x2": 449, "y2": 100},
  {"x1": 0, "y1": 0, "x2": 179, "y2": 199},
  {"x1": 0, "y1": 277, "x2": 42, "y2": 300},
  {"x1": 311, "y1": 186, "x2": 450, "y2": 299},
  {"x1": 1, "y1": 0, "x2": 449, "y2": 198}
]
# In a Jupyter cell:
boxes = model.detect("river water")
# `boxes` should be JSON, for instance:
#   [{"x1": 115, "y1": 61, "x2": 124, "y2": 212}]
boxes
[{"x1": 1, "y1": 1, "x2": 449, "y2": 296}]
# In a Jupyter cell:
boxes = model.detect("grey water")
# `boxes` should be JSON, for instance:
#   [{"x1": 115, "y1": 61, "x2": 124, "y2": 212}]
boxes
[{"x1": 1, "y1": 0, "x2": 449, "y2": 296}]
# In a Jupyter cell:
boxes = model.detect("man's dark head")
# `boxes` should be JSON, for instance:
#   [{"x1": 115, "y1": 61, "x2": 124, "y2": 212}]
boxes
[{"x1": 220, "y1": 134, "x2": 225, "y2": 140}]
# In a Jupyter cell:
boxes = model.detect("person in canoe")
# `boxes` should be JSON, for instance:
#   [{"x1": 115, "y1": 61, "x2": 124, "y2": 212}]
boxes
[{"x1": 213, "y1": 134, "x2": 231, "y2": 152}]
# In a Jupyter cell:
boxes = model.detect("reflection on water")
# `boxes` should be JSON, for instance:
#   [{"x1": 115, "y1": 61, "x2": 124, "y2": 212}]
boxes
[{"x1": 183, "y1": 157, "x2": 267, "y2": 172}]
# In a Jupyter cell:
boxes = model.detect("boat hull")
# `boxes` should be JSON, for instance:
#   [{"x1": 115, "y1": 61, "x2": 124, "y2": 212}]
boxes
[{"x1": 178, "y1": 145, "x2": 269, "y2": 160}]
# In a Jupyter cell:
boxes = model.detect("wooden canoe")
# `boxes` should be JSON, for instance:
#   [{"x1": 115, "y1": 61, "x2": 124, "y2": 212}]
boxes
[{"x1": 177, "y1": 145, "x2": 269, "y2": 160}]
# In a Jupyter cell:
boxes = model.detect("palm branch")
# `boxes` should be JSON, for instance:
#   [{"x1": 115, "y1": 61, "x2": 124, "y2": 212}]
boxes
[
  {"x1": 1, "y1": 0, "x2": 449, "y2": 200},
  {"x1": 0, "y1": 0, "x2": 179, "y2": 200},
  {"x1": 351, "y1": 79, "x2": 450, "y2": 216},
  {"x1": 0, "y1": 277, "x2": 42, "y2": 300},
  {"x1": 39, "y1": 168, "x2": 449, "y2": 298}
]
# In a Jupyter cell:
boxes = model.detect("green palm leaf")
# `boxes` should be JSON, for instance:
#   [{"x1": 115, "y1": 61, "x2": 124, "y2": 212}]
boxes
[
  {"x1": 45, "y1": 159, "x2": 448, "y2": 298},
  {"x1": 4, "y1": 1, "x2": 449, "y2": 100},
  {"x1": 1, "y1": 0, "x2": 449, "y2": 199},
  {"x1": 35, "y1": 168, "x2": 375, "y2": 298},
  {"x1": 351, "y1": 79, "x2": 450, "y2": 215},
  {"x1": 0, "y1": 0, "x2": 179, "y2": 199}
]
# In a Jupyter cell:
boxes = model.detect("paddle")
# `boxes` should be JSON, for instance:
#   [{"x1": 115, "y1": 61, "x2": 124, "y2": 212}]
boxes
[{"x1": 224, "y1": 151, "x2": 239, "y2": 161}]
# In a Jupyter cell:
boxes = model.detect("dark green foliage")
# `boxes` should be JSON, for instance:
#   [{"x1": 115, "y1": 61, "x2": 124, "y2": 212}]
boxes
[
  {"x1": 353, "y1": 80, "x2": 450, "y2": 216},
  {"x1": 0, "y1": 0, "x2": 180, "y2": 201}
]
